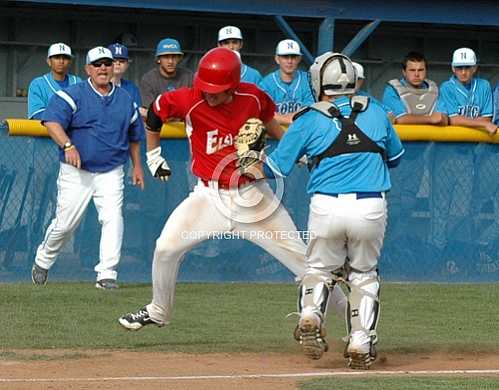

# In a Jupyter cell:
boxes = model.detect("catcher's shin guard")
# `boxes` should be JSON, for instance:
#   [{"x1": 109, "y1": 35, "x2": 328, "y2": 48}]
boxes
[
  {"x1": 294, "y1": 274, "x2": 332, "y2": 360},
  {"x1": 344, "y1": 270, "x2": 380, "y2": 370}
]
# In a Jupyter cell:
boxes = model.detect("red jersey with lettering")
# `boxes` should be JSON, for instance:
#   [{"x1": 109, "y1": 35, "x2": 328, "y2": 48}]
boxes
[{"x1": 153, "y1": 82, "x2": 276, "y2": 186}]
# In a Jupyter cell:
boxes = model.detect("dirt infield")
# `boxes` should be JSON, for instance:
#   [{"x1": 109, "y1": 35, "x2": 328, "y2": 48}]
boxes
[{"x1": 1, "y1": 349, "x2": 499, "y2": 389}]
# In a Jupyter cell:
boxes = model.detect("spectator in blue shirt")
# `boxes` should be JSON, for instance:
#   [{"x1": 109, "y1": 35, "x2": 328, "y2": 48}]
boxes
[{"x1": 27, "y1": 42, "x2": 81, "y2": 119}]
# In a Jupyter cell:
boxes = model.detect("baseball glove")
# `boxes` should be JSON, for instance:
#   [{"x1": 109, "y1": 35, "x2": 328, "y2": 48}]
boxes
[{"x1": 234, "y1": 118, "x2": 267, "y2": 174}]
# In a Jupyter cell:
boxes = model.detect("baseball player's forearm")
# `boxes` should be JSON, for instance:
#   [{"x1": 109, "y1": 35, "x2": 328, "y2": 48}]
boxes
[
  {"x1": 274, "y1": 112, "x2": 294, "y2": 126},
  {"x1": 44, "y1": 121, "x2": 71, "y2": 148},
  {"x1": 265, "y1": 118, "x2": 285, "y2": 139},
  {"x1": 395, "y1": 113, "x2": 447, "y2": 126},
  {"x1": 128, "y1": 141, "x2": 142, "y2": 168},
  {"x1": 146, "y1": 130, "x2": 161, "y2": 152},
  {"x1": 449, "y1": 115, "x2": 497, "y2": 134}
]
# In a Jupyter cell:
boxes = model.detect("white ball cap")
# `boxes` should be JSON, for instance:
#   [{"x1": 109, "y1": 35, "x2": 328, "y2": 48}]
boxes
[
  {"x1": 276, "y1": 39, "x2": 301, "y2": 56},
  {"x1": 352, "y1": 62, "x2": 365, "y2": 79},
  {"x1": 218, "y1": 26, "x2": 243, "y2": 42},
  {"x1": 85, "y1": 46, "x2": 113, "y2": 65},
  {"x1": 47, "y1": 43, "x2": 73, "y2": 58},
  {"x1": 452, "y1": 47, "x2": 477, "y2": 67}
]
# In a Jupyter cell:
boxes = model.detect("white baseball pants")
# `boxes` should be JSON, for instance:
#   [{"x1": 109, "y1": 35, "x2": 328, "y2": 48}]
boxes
[
  {"x1": 305, "y1": 193, "x2": 387, "y2": 275},
  {"x1": 147, "y1": 180, "x2": 346, "y2": 324},
  {"x1": 35, "y1": 162, "x2": 124, "y2": 281}
]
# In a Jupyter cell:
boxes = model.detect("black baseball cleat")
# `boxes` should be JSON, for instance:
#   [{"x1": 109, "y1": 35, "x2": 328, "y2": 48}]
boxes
[
  {"x1": 118, "y1": 306, "x2": 165, "y2": 331},
  {"x1": 31, "y1": 263, "x2": 49, "y2": 286}
]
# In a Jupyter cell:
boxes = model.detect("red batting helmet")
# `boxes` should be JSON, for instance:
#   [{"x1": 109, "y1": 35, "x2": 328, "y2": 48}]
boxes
[{"x1": 194, "y1": 47, "x2": 241, "y2": 94}]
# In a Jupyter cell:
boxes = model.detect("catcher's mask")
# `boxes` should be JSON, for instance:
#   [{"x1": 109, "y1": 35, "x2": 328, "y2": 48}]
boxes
[
  {"x1": 194, "y1": 47, "x2": 241, "y2": 94},
  {"x1": 309, "y1": 52, "x2": 356, "y2": 101}
]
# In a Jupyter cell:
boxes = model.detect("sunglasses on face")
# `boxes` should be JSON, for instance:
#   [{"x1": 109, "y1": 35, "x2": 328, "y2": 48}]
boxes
[{"x1": 90, "y1": 60, "x2": 113, "y2": 68}]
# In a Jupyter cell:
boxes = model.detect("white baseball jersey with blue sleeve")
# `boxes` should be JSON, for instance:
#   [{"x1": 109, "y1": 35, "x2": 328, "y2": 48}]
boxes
[
  {"x1": 438, "y1": 76, "x2": 492, "y2": 118},
  {"x1": 241, "y1": 63, "x2": 263, "y2": 84},
  {"x1": 28, "y1": 72, "x2": 81, "y2": 119},
  {"x1": 258, "y1": 70, "x2": 314, "y2": 115},
  {"x1": 266, "y1": 96, "x2": 404, "y2": 194},
  {"x1": 42, "y1": 78, "x2": 144, "y2": 173}
]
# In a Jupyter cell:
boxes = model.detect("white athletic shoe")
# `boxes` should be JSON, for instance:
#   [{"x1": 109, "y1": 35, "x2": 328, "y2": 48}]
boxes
[{"x1": 294, "y1": 309, "x2": 328, "y2": 360}]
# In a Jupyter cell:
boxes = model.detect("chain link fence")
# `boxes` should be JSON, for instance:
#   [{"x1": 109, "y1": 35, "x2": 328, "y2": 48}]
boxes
[{"x1": 1, "y1": 123, "x2": 499, "y2": 282}]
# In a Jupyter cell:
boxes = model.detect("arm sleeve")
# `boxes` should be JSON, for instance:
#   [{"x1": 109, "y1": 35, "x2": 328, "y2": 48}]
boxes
[
  {"x1": 437, "y1": 82, "x2": 457, "y2": 116},
  {"x1": 385, "y1": 119, "x2": 405, "y2": 165},
  {"x1": 152, "y1": 88, "x2": 190, "y2": 122},
  {"x1": 139, "y1": 74, "x2": 156, "y2": 108},
  {"x1": 41, "y1": 92, "x2": 74, "y2": 129},
  {"x1": 265, "y1": 119, "x2": 310, "y2": 178},
  {"x1": 493, "y1": 85, "x2": 499, "y2": 125},
  {"x1": 27, "y1": 79, "x2": 47, "y2": 119},
  {"x1": 382, "y1": 84, "x2": 406, "y2": 118},
  {"x1": 128, "y1": 102, "x2": 145, "y2": 142},
  {"x1": 480, "y1": 80, "x2": 493, "y2": 117}
]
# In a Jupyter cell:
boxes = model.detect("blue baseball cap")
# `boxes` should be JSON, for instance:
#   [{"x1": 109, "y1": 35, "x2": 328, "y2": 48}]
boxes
[
  {"x1": 108, "y1": 43, "x2": 129, "y2": 60},
  {"x1": 156, "y1": 38, "x2": 183, "y2": 57}
]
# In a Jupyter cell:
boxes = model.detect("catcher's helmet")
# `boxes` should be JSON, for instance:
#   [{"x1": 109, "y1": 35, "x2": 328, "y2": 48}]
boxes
[
  {"x1": 309, "y1": 52, "x2": 356, "y2": 101},
  {"x1": 194, "y1": 47, "x2": 241, "y2": 94}
]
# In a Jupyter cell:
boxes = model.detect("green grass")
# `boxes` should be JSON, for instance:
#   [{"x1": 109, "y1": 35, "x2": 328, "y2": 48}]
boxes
[
  {"x1": 300, "y1": 377, "x2": 499, "y2": 390},
  {"x1": 1, "y1": 282, "x2": 499, "y2": 356}
]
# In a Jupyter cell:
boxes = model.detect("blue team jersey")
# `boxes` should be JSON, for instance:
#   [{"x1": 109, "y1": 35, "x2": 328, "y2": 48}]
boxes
[
  {"x1": 437, "y1": 76, "x2": 492, "y2": 119},
  {"x1": 241, "y1": 63, "x2": 263, "y2": 85},
  {"x1": 266, "y1": 96, "x2": 404, "y2": 194},
  {"x1": 493, "y1": 83, "x2": 499, "y2": 125},
  {"x1": 258, "y1": 70, "x2": 314, "y2": 115},
  {"x1": 28, "y1": 72, "x2": 81, "y2": 119},
  {"x1": 358, "y1": 90, "x2": 393, "y2": 115},
  {"x1": 42, "y1": 78, "x2": 144, "y2": 173},
  {"x1": 117, "y1": 78, "x2": 142, "y2": 107}
]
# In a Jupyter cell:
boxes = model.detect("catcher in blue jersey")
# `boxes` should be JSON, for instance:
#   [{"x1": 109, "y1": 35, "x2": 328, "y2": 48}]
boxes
[
  {"x1": 260, "y1": 53, "x2": 403, "y2": 369},
  {"x1": 27, "y1": 42, "x2": 81, "y2": 119},
  {"x1": 258, "y1": 39, "x2": 314, "y2": 125}
]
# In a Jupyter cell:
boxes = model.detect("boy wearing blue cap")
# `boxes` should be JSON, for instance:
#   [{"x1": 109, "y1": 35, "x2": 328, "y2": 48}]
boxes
[
  {"x1": 108, "y1": 43, "x2": 141, "y2": 107},
  {"x1": 139, "y1": 38, "x2": 193, "y2": 117}
]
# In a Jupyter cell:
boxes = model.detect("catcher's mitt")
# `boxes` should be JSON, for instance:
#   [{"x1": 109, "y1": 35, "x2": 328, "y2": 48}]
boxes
[{"x1": 234, "y1": 118, "x2": 267, "y2": 174}]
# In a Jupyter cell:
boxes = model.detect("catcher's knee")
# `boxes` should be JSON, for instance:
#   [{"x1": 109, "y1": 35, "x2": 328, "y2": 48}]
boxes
[{"x1": 346, "y1": 269, "x2": 380, "y2": 343}]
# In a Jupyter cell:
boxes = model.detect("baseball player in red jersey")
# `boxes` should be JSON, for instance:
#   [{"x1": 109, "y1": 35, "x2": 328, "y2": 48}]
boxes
[{"x1": 118, "y1": 47, "x2": 346, "y2": 330}]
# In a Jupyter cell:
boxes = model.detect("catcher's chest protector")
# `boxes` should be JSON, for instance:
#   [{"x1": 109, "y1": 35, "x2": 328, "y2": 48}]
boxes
[{"x1": 294, "y1": 97, "x2": 387, "y2": 171}]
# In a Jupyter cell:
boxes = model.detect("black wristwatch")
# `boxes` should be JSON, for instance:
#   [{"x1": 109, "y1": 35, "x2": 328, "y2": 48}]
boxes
[{"x1": 63, "y1": 141, "x2": 73, "y2": 151}]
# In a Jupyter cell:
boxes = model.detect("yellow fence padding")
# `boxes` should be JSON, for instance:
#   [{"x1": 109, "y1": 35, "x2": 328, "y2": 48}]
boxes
[{"x1": 4, "y1": 118, "x2": 499, "y2": 144}]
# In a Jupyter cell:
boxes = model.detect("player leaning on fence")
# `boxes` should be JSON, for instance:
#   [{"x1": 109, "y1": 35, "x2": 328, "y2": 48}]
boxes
[
  {"x1": 262, "y1": 53, "x2": 404, "y2": 369},
  {"x1": 31, "y1": 46, "x2": 144, "y2": 290}
]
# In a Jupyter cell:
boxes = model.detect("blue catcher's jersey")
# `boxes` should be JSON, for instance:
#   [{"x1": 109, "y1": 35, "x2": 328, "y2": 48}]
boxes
[
  {"x1": 42, "y1": 78, "x2": 144, "y2": 173},
  {"x1": 258, "y1": 70, "x2": 314, "y2": 115},
  {"x1": 437, "y1": 76, "x2": 493, "y2": 119},
  {"x1": 241, "y1": 63, "x2": 263, "y2": 85},
  {"x1": 28, "y1": 72, "x2": 81, "y2": 119},
  {"x1": 265, "y1": 96, "x2": 404, "y2": 194}
]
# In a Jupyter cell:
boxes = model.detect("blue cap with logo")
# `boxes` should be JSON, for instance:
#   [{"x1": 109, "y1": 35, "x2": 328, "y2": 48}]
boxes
[
  {"x1": 108, "y1": 43, "x2": 129, "y2": 60},
  {"x1": 156, "y1": 38, "x2": 183, "y2": 57}
]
